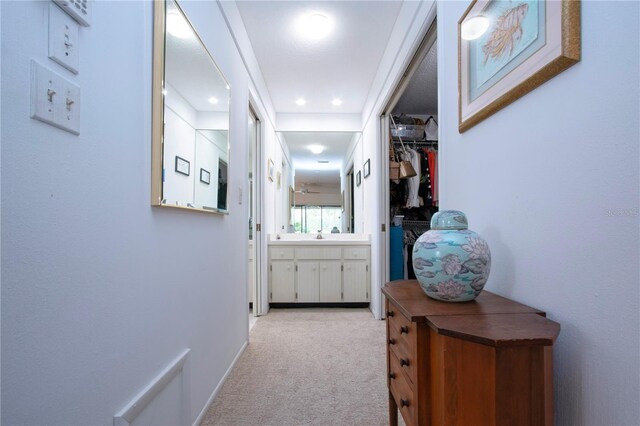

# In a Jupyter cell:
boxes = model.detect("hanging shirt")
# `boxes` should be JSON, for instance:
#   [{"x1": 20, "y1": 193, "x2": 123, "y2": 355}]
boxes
[
  {"x1": 418, "y1": 149, "x2": 432, "y2": 205},
  {"x1": 428, "y1": 149, "x2": 438, "y2": 206},
  {"x1": 403, "y1": 148, "x2": 421, "y2": 208}
]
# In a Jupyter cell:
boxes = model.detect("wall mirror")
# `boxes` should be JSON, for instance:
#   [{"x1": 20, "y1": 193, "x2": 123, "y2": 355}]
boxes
[
  {"x1": 279, "y1": 131, "x2": 361, "y2": 233},
  {"x1": 152, "y1": 0, "x2": 230, "y2": 214}
]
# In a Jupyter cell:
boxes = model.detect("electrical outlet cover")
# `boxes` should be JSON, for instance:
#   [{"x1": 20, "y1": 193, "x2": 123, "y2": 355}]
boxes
[{"x1": 49, "y1": 3, "x2": 80, "y2": 74}]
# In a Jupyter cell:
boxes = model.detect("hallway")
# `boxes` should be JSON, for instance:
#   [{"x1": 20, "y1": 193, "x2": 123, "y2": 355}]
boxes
[
  {"x1": 1, "y1": 1, "x2": 639, "y2": 424},
  {"x1": 202, "y1": 309, "x2": 393, "y2": 425}
]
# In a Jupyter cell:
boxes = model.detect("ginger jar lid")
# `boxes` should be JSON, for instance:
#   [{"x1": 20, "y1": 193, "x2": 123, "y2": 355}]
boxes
[{"x1": 430, "y1": 210, "x2": 468, "y2": 230}]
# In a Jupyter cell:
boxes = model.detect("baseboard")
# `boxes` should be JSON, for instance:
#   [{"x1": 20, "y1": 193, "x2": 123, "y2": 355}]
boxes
[
  {"x1": 269, "y1": 302, "x2": 369, "y2": 308},
  {"x1": 192, "y1": 340, "x2": 248, "y2": 426}
]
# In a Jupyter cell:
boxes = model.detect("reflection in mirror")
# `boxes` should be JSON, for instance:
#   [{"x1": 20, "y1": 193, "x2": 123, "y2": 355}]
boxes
[
  {"x1": 152, "y1": 0, "x2": 230, "y2": 214},
  {"x1": 280, "y1": 131, "x2": 361, "y2": 233}
]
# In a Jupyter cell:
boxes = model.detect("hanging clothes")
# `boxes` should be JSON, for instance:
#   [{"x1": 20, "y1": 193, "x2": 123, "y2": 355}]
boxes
[
  {"x1": 403, "y1": 147, "x2": 421, "y2": 208},
  {"x1": 418, "y1": 148, "x2": 433, "y2": 206},
  {"x1": 428, "y1": 149, "x2": 438, "y2": 206}
]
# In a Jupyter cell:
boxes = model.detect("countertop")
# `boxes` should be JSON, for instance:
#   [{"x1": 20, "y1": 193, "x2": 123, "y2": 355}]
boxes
[{"x1": 268, "y1": 234, "x2": 370, "y2": 246}]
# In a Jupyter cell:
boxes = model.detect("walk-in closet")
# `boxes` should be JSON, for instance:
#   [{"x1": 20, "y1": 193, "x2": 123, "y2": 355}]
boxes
[{"x1": 387, "y1": 24, "x2": 438, "y2": 281}]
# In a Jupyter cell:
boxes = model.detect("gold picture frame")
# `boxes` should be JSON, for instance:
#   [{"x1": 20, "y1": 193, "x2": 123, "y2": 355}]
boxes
[{"x1": 458, "y1": 0, "x2": 580, "y2": 132}]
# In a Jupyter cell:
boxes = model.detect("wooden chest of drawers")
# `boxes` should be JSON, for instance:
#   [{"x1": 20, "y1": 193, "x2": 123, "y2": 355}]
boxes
[{"x1": 383, "y1": 280, "x2": 560, "y2": 426}]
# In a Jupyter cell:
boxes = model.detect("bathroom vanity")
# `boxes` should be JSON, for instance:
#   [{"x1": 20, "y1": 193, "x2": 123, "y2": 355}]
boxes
[{"x1": 268, "y1": 234, "x2": 371, "y2": 305}]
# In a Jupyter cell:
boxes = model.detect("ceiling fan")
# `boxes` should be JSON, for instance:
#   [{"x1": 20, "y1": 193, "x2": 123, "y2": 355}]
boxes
[{"x1": 294, "y1": 188, "x2": 321, "y2": 194}]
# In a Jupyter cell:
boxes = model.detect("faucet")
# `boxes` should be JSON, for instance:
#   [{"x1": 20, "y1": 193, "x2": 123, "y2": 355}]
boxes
[{"x1": 316, "y1": 230, "x2": 323, "y2": 239}]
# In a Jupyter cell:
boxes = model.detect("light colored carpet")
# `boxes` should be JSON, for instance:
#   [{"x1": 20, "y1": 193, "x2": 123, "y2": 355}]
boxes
[{"x1": 201, "y1": 308, "x2": 402, "y2": 426}]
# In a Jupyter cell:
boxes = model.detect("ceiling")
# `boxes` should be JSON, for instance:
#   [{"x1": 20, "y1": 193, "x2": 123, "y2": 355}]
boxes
[
  {"x1": 281, "y1": 131, "x2": 358, "y2": 186},
  {"x1": 393, "y1": 40, "x2": 438, "y2": 114},
  {"x1": 236, "y1": 1, "x2": 404, "y2": 113},
  {"x1": 165, "y1": 2, "x2": 229, "y2": 113}
]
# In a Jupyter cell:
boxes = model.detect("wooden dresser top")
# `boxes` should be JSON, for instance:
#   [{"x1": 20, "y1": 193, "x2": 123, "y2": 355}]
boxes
[
  {"x1": 383, "y1": 280, "x2": 560, "y2": 347},
  {"x1": 382, "y1": 280, "x2": 545, "y2": 322}
]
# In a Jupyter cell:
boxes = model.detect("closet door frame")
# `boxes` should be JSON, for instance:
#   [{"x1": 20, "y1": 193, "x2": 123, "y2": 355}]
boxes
[{"x1": 377, "y1": 19, "x2": 438, "y2": 320}]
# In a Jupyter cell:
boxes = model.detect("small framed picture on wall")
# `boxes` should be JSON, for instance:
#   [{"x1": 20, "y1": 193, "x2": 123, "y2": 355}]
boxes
[
  {"x1": 268, "y1": 158, "x2": 275, "y2": 182},
  {"x1": 200, "y1": 168, "x2": 210, "y2": 185},
  {"x1": 175, "y1": 156, "x2": 190, "y2": 176},
  {"x1": 356, "y1": 171, "x2": 362, "y2": 187},
  {"x1": 363, "y1": 159, "x2": 370, "y2": 178}
]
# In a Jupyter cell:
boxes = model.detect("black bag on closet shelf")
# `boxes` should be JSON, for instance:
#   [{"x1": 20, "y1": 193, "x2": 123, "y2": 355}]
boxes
[{"x1": 390, "y1": 115, "x2": 417, "y2": 179}]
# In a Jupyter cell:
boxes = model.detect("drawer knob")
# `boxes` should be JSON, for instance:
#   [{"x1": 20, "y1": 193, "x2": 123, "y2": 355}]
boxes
[
  {"x1": 389, "y1": 372, "x2": 396, "y2": 379},
  {"x1": 387, "y1": 311, "x2": 394, "y2": 317},
  {"x1": 401, "y1": 399, "x2": 410, "y2": 408},
  {"x1": 400, "y1": 358, "x2": 410, "y2": 367},
  {"x1": 389, "y1": 338, "x2": 396, "y2": 345},
  {"x1": 400, "y1": 326, "x2": 408, "y2": 334}
]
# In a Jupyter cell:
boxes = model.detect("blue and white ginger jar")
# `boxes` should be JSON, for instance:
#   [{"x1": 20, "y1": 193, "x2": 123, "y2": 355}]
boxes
[{"x1": 412, "y1": 210, "x2": 491, "y2": 302}]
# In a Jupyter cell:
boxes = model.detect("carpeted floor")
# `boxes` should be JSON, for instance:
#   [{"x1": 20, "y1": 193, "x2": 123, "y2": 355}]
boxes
[{"x1": 201, "y1": 308, "x2": 402, "y2": 426}]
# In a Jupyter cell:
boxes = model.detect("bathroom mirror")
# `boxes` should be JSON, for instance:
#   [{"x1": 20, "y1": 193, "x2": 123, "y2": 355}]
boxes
[
  {"x1": 279, "y1": 131, "x2": 361, "y2": 233},
  {"x1": 151, "y1": 0, "x2": 230, "y2": 214}
]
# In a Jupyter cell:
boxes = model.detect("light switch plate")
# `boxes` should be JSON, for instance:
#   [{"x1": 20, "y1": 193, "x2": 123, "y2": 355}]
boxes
[
  {"x1": 52, "y1": 0, "x2": 91, "y2": 27},
  {"x1": 49, "y1": 3, "x2": 79, "y2": 74},
  {"x1": 30, "y1": 60, "x2": 81, "y2": 135},
  {"x1": 30, "y1": 60, "x2": 59, "y2": 126}
]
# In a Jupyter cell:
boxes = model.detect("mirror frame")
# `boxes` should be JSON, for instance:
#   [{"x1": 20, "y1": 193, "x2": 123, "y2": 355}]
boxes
[{"x1": 151, "y1": 0, "x2": 231, "y2": 215}]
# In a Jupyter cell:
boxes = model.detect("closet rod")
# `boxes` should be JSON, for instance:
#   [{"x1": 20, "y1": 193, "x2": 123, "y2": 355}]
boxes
[
  {"x1": 402, "y1": 220, "x2": 431, "y2": 226},
  {"x1": 393, "y1": 140, "x2": 438, "y2": 146}
]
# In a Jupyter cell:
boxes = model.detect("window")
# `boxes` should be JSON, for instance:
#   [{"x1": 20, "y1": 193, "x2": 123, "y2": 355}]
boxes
[{"x1": 291, "y1": 206, "x2": 342, "y2": 233}]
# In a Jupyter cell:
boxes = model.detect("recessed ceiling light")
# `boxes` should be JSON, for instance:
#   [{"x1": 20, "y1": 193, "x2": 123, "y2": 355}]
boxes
[
  {"x1": 461, "y1": 16, "x2": 490, "y2": 40},
  {"x1": 308, "y1": 144, "x2": 324, "y2": 154},
  {"x1": 208, "y1": 97, "x2": 219, "y2": 104},
  {"x1": 317, "y1": 160, "x2": 329, "y2": 163},
  {"x1": 167, "y1": 11, "x2": 193, "y2": 39},
  {"x1": 297, "y1": 13, "x2": 333, "y2": 41},
  {"x1": 296, "y1": 98, "x2": 307, "y2": 106},
  {"x1": 332, "y1": 98, "x2": 343, "y2": 106}
]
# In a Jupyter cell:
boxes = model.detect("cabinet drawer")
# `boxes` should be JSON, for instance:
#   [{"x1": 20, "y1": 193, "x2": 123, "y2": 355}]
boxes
[
  {"x1": 343, "y1": 246, "x2": 369, "y2": 260},
  {"x1": 270, "y1": 247, "x2": 294, "y2": 260},
  {"x1": 387, "y1": 307, "x2": 417, "y2": 385},
  {"x1": 295, "y1": 247, "x2": 342, "y2": 260},
  {"x1": 389, "y1": 350, "x2": 417, "y2": 425}
]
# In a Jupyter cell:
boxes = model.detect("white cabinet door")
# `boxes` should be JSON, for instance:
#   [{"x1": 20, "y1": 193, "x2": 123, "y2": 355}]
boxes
[
  {"x1": 343, "y1": 261, "x2": 369, "y2": 302},
  {"x1": 296, "y1": 261, "x2": 319, "y2": 302},
  {"x1": 270, "y1": 261, "x2": 295, "y2": 302},
  {"x1": 319, "y1": 261, "x2": 342, "y2": 302}
]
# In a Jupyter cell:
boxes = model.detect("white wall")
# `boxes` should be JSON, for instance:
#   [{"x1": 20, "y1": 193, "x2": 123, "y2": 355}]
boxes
[
  {"x1": 0, "y1": 1, "x2": 274, "y2": 424},
  {"x1": 437, "y1": 1, "x2": 639, "y2": 424}
]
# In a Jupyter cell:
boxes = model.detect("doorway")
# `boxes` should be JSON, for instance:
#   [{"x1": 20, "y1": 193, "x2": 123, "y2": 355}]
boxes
[
  {"x1": 346, "y1": 167, "x2": 355, "y2": 233},
  {"x1": 248, "y1": 105, "x2": 262, "y2": 324},
  {"x1": 379, "y1": 20, "x2": 439, "y2": 318}
]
